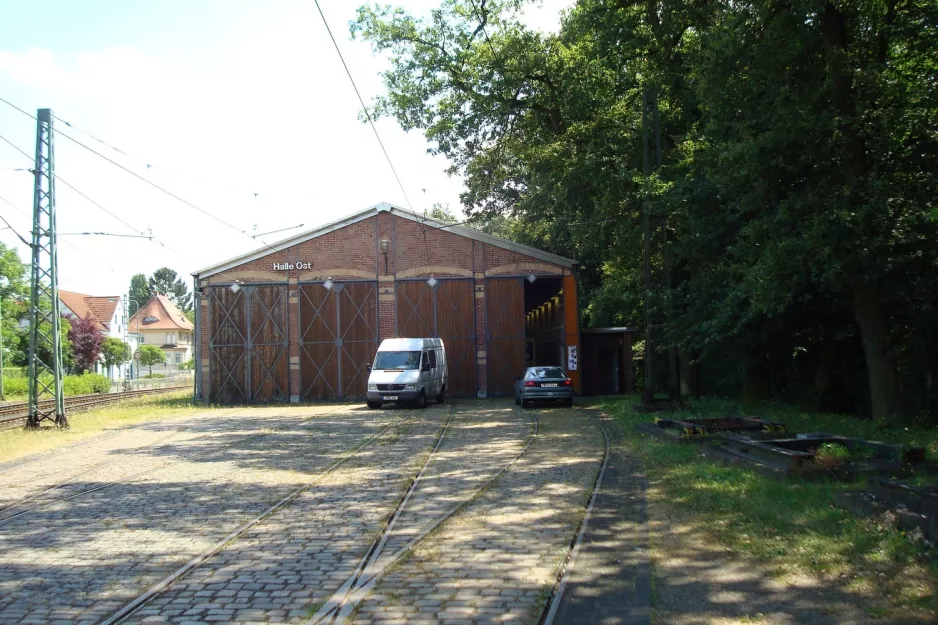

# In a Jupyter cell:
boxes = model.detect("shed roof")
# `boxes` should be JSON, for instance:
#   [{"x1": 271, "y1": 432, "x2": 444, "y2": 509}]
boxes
[{"x1": 193, "y1": 202, "x2": 576, "y2": 279}]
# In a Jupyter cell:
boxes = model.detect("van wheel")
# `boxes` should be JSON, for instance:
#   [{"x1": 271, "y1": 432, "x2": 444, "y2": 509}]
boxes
[
  {"x1": 436, "y1": 386, "x2": 445, "y2": 404},
  {"x1": 415, "y1": 391, "x2": 428, "y2": 409},
  {"x1": 367, "y1": 401, "x2": 382, "y2": 410}
]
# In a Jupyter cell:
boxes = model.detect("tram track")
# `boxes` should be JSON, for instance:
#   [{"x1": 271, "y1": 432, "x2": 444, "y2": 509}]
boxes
[
  {"x1": 99, "y1": 406, "x2": 430, "y2": 625},
  {"x1": 0, "y1": 406, "x2": 342, "y2": 527},
  {"x1": 0, "y1": 385, "x2": 189, "y2": 430},
  {"x1": 309, "y1": 404, "x2": 541, "y2": 625},
  {"x1": 0, "y1": 422, "x2": 199, "y2": 515},
  {"x1": 538, "y1": 414, "x2": 611, "y2": 625}
]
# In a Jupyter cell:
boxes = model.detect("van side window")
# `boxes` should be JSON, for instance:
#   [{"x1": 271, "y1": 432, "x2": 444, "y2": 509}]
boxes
[{"x1": 428, "y1": 350, "x2": 437, "y2": 368}]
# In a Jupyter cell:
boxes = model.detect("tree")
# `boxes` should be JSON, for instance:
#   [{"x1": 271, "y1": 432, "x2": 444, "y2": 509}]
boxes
[
  {"x1": 426, "y1": 203, "x2": 458, "y2": 224},
  {"x1": 0, "y1": 242, "x2": 29, "y2": 369},
  {"x1": 148, "y1": 267, "x2": 192, "y2": 312},
  {"x1": 68, "y1": 314, "x2": 104, "y2": 374},
  {"x1": 128, "y1": 273, "x2": 150, "y2": 313},
  {"x1": 101, "y1": 337, "x2": 131, "y2": 378},
  {"x1": 137, "y1": 345, "x2": 165, "y2": 377},
  {"x1": 354, "y1": 0, "x2": 938, "y2": 423}
]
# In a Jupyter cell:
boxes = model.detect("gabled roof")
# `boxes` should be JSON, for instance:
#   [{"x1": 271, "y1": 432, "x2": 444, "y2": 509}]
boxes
[
  {"x1": 59, "y1": 290, "x2": 120, "y2": 331},
  {"x1": 194, "y1": 202, "x2": 576, "y2": 279},
  {"x1": 129, "y1": 294, "x2": 194, "y2": 331}
]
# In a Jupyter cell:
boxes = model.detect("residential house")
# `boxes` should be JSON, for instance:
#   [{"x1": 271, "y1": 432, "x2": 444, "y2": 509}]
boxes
[
  {"x1": 128, "y1": 295, "x2": 194, "y2": 369},
  {"x1": 59, "y1": 290, "x2": 137, "y2": 379}
]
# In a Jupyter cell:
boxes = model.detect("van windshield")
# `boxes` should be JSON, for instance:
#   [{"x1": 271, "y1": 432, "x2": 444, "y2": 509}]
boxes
[{"x1": 373, "y1": 351, "x2": 421, "y2": 370}]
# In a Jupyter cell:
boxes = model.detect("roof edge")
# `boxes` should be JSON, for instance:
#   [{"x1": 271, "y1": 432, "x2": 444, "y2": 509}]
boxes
[{"x1": 193, "y1": 202, "x2": 576, "y2": 279}]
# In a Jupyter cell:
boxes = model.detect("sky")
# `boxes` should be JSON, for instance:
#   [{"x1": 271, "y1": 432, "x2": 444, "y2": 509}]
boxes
[{"x1": 0, "y1": 0, "x2": 572, "y2": 297}]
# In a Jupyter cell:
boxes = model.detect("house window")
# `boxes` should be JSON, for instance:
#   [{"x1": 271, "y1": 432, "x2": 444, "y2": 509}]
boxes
[
  {"x1": 175, "y1": 353, "x2": 181, "y2": 364},
  {"x1": 139, "y1": 335, "x2": 144, "y2": 344},
  {"x1": 166, "y1": 333, "x2": 176, "y2": 344}
]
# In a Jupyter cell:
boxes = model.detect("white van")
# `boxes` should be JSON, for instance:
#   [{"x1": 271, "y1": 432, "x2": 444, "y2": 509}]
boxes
[{"x1": 366, "y1": 338, "x2": 447, "y2": 409}]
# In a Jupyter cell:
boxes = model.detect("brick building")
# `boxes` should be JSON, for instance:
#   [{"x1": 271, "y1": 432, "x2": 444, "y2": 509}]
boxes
[{"x1": 192, "y1": 203, "x2": 580, "y2": 403}]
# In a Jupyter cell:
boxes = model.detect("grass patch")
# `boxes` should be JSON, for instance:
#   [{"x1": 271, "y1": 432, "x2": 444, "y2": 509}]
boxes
[
  {"x1": 607, "y1": 395, "x2": 938, "y2": 619},
  {"x1": 0, "y1": 393, "x2": 225, "y2": 462}
]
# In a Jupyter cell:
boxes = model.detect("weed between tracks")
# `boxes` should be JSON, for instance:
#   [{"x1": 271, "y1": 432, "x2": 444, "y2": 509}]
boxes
[
  {"x1": 606, "y1": 395, "x2": 938, "y2": 620},
  {"x1": 0, "y1": 393, "x2": 208, "y2": 463}
]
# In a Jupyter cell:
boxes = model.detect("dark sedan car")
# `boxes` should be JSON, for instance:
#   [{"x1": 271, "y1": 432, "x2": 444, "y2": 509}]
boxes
[{"x1": 514, "y1": 366, "x2": 574, "y2": 408}]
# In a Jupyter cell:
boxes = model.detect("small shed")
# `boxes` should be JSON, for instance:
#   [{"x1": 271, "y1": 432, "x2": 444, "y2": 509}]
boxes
[{"x1": 581, "y1": 327, "x2": 635, "y2": 396}]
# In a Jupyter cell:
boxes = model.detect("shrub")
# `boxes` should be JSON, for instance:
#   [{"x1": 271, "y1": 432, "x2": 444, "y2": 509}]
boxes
[
  {"x1": 3, "y1": 372, "x2": 111, "y2": 397},
  {"x1": 143, "y1": 373, "x2": 167, "y2": 379},
  {"x1": 63, "y1": 372, "x2": 111, "y2": 395},
  {"x1": 2, "y1": 377, "x2": 28, "y2": 396}
]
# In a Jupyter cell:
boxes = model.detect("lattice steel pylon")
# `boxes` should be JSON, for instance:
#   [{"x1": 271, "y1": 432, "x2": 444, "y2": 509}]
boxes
[{"x1": 26, "y1": 108, "x2": 67, "y2": 428}]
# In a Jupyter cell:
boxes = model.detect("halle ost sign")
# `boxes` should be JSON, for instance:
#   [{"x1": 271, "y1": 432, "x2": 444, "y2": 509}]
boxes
[{"x1": 273, "y1": 261, "x2": 312, "y2": 271}]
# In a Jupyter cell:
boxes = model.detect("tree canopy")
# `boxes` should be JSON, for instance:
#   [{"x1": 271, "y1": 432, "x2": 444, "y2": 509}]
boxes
[
  {"x1": 128, "y1": 268, "x2": 192, "y2": 312},
  {"x1": 353, "y1": 0, "x2": 938, "y2": 422}
]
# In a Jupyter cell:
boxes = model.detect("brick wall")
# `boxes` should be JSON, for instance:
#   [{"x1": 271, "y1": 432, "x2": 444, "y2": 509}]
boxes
[{"x1": 197, "y1": 210, "x2": 572, "y2": 400}]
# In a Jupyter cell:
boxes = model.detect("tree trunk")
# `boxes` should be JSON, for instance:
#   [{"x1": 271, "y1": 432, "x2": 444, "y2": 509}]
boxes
[
  {"x1": 678, "y1": 348, "x2": 700, "y2": 399},
  {"x1": 853, "y1": 286, "x2": 898, "y2": 422},
  {"x1": 741, "y1": 348, "x2": 772, "y2": 405},
  {"x1": 813, "y1": 341, "x2": 839, "y2": 410}
]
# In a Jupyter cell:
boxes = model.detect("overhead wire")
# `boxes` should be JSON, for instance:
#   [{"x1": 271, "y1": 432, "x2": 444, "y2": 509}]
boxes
[
  {"x1": 51, "y1": 113, "x2": 265, "y2": 202},
  {"x1": 1, "y1": 130, "x2": 152, "y2": 237},
  {"x1": 0, "y1": 97, "x2": 312, "y2": 270},
  {"x1": 0, "y1": 192, "x2": 123, "y2": 273},
  {"x1": 0, "y1": 208, "x2": 32, "y2": 248},
  {"x1": 312, "y1": 0, "x2": 415, "y2": 212}
]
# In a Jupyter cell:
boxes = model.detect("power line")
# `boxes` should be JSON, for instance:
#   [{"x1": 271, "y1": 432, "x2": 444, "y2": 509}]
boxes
[
  {"x1": 2, "y1": 99, "x2": 310, "y2": 269},
  {"x1": 51, "y1": 113, "x2": 265, "y2": 200},
  {"x1": 59, "y1": 232, "x2": 153, "y2": 239},
  {"x1": 0, "y1": 98, "x2": 246, "y2": 235},
  {"x1": 2, "y1": 114, "x2": 263, "y2": 287},
  {"x1": 0, "y1": 206, "x2": 32, "y2": 247},
  {"x1": 312, "y1": 0, "x2": 414, "y2": 211},
  {"x1": 1, "y1": 131, "x2": 154, "y2": 237}
]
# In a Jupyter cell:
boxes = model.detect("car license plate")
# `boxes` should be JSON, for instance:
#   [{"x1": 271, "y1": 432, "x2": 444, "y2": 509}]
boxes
[
  {"x1": 382, "y1": 396, "x2": 398, "y2": 401},
  {"x1": 542, "y1": 383, "x2": 558, "y2": 388}
]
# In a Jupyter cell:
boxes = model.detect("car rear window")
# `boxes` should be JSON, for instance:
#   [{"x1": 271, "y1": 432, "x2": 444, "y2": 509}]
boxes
[{"x1": 529, "y1": 367, "x2": 565, "y2": 379}]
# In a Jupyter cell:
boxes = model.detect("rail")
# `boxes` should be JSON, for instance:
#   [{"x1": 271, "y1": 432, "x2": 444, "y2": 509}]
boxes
[{"x1": 0, "y1": 386, "x2": 189, "y2": 429}]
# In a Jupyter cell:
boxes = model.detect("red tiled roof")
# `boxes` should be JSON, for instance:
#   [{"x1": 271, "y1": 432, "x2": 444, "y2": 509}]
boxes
[
  {"x1": 59, "y1": 290, "x2": 119, "y2": 331},
  {"x1": 129, "y1": 295, "x2": 193, "y2": 331}
]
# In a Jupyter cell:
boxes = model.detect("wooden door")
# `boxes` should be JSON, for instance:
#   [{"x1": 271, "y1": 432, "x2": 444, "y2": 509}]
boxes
[
  {"x1": 248, "y1": 286, "x2": 288, "y2": 402},
  {"x1": 435, "y1": 280, "x2": 476, "y2": 397},
  {"x1": 299, "y1": 282, "x2": 378, "y2": 400},
  {"x1": 486, "y1": 278, "x2": 526, "y2": 396},
  {"x1": 208, "y1": 287, "x2": 248, "y2": 403},
  {"x1": 396, "y1": 279, "x2": 476, "y2": 397}
]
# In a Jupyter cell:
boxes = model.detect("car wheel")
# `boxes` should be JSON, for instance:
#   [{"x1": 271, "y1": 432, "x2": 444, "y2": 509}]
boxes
[
  {"x1": 514, "y1": 393, "x2": 521, "y2": 406},
  {"x1": 366, "y1": 401, "x2": 382, "y2": 410},
  {"x1": 415, "y1": 391, "x2": 428, "y2": 409},
  {"x1": 436, "y1": 385, "x2": 445, "y2": 404},
  {"x1": 564, "y1": 398, "x2": 574, "y2": 408},
  {"x1": 521, "y1": 398, "x2": 529, "y2": 409}
]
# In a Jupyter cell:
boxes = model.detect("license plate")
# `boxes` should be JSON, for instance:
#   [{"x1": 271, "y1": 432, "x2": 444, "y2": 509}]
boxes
[
  {"x1": 382, "y1": 396, "x2": 398, "y2": 401},
  {"x1": 542, "y1": 383, "x2": 558, "y2": 388}
]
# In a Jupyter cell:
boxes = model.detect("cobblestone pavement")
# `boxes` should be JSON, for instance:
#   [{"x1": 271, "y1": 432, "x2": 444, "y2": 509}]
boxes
[
  {"x1": 122, "y1": 406, "x2": 451, "y2": 625},
  {"x1": 0, "y1": 402, "x2": 606, "y2": 625},
  {"x1": 350, "y1": 406, "x2": 604, "y2": 625},
  {"x1": 0, "y1": 404, "x2": 402, "y2": 624},
  {"x1": 370, "y1": 401, "x2": 535, "y2": 572}
]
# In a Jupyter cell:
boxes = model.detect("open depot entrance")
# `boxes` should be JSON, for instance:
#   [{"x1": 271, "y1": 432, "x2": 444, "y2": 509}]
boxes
[{"x1": 486, "y1": 275, "x2": 565, "y2": 396}]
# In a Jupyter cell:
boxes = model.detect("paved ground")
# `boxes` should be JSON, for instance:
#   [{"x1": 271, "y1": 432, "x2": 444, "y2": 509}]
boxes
[
  {"x1": 549, "y1": 412, "x2": 652, "y2": 625},
  {"x1": 0, "y1": 400, "x2": 605, "y2": 625}
]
